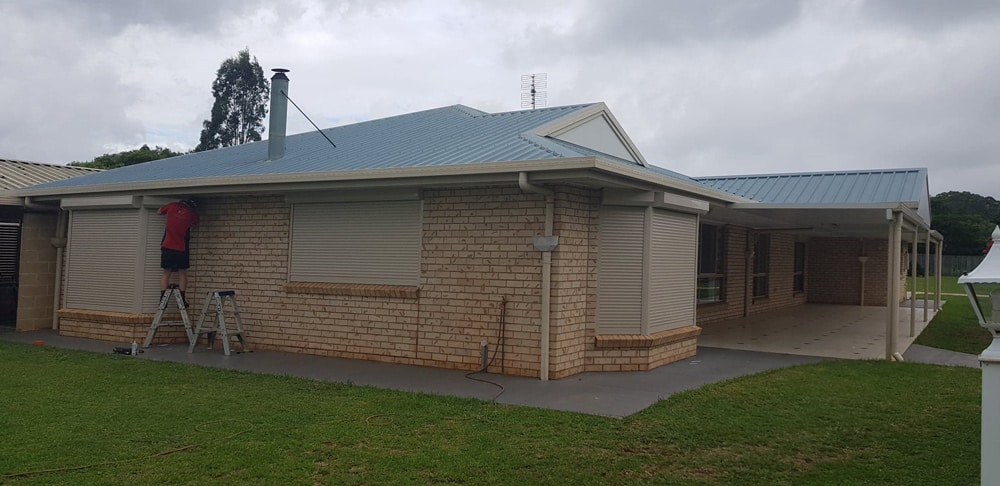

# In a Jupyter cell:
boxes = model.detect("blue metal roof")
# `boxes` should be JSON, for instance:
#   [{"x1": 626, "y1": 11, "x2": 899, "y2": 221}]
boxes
[
  {"x1": 29, "y1": 103, "x2": 649, "y2": 192},
  {"x1": 694, "y1": 168, "x2": 927, "y2": 204}
]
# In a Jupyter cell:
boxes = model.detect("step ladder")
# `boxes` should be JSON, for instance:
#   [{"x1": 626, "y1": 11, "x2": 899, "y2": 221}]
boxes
[
  {"x1": 188, "y1": 290, "x2": 249, "y2": 356},
  {"x1": 143, "y1": 285, "x2": 195, "y2": 348}
]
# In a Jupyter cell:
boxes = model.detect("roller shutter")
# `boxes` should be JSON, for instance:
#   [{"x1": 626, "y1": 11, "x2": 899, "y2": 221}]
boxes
[
  {"x1": 597, "y1": 206, "x2": 644, "y2": 334},
  {"x1": 290, "y1": 201, "x2": 421, "y2": 286},
  {"x1": 0, "y1": 223, "x2": 19, "y2": 284},
  {"x1": 648, "y1": 209, "x2": 697, "y2": 333},
  {"x1": 65, "y1": 210, "x2": 139, "y2": 312}
]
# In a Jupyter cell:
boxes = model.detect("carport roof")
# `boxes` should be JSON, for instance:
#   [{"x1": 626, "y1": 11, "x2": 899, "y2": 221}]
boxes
[
  {"x1": 696, "y1": 168, "x2": 934, "y2": 238},
  {"x1": 694, "y1": 168, "x2": 927, "y2": 205}
]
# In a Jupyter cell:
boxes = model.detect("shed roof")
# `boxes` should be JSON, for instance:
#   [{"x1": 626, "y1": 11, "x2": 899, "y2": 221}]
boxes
[{"x1": 0, "y1": 159, "x2": 100, "y2": 206}]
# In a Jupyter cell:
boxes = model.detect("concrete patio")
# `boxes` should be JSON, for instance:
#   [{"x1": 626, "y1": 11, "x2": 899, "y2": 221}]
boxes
[{"x1": 698, "y1": 301, "x2": 941, "y2": 360}]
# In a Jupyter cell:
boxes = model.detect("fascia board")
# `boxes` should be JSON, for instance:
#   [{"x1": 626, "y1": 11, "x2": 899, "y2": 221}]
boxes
[{"x1": 13, "y1": 157, "x2": 600, "y2": 198}]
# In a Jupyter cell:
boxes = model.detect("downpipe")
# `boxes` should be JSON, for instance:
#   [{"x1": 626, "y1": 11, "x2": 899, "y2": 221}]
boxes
[{"x1": 518, "y1": 172, "x2": 555, "y2": 381}]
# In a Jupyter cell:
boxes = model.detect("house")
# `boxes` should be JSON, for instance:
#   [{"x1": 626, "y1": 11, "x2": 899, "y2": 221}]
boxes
[
  {"x1": 0, "y1": 159, "x2": 99, "y2": 328},
  {"x1": 14, "y1": 71, "x2": 941, "y2": 379}
]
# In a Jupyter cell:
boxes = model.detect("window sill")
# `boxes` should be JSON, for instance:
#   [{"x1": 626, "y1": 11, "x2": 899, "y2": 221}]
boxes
[
  {"x1": 58, "y1": 308, "x2": 155, "y2": 324},
  {"x1": 697, "y1": 301, "x2": 728, "y2": 308},
  {"x1": 284, "y1": 282, "x2": 419, "y2": 299}
]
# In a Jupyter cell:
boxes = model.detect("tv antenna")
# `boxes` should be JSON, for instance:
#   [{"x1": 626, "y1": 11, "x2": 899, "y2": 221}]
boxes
[{"x1": 520, "y1": 73, "x2": 547, "y2": 109}]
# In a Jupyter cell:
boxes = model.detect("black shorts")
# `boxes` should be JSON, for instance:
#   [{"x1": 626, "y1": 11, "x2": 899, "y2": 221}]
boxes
[{"x1": 161, "y1": 248, "x2": 190, "y2": 271}]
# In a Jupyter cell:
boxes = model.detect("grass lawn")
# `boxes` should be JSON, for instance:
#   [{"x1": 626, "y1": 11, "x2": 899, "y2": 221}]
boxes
[
  {"x1": 907, "y1": 274, "x2": 1000, "y2": 296},
  {"x1": 915, "y1": 297, "x2": 994, "y2": 355},
  {"x1": 0, "y1": 342, "x2": 982, "y2": 485}
]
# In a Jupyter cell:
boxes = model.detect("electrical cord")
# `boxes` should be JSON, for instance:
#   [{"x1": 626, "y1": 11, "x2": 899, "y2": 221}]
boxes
[
  {"x1": 1, "y1": 415, "x2": 389, "y2": 480},
  {"x1": 464, "y1": 297, "x2": 507, "y2": 402}
]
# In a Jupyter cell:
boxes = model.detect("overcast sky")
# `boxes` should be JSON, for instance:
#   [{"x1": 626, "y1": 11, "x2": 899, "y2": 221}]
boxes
[{"x1": 2, "y1": 0, "x2": 998, "y2": 197}]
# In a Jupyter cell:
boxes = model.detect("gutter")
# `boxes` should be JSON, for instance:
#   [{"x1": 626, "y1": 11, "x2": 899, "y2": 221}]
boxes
[{"x1": 518, "y1": 172, "x2": 555, "y2": 381}]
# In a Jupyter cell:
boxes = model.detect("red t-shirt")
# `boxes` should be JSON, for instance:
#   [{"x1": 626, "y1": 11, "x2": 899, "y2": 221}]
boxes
[{"x1": 159, "y1": 202, "x2": 200, "y2": 251}]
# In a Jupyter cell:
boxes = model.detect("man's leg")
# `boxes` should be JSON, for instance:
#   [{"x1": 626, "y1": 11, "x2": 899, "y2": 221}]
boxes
[
  {"x1": 178, "y1": 269, "x2": 188, "y2": 292},
  {"x1": 160, "y1": 269, "x2": 171, "y2": 291}
]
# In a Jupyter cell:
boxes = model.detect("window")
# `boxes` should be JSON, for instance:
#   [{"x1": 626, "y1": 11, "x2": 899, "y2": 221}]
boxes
[
  {"x1": 697, "y1": 224, "x2": 726, "y2": 304},
  {"x1": 752, "y1": 234, "x2": 770, "y2": 299},
  {"x1": 289, "y1": 200, "x2": 422, "y2": 286},
  {"x1": 793, "y1": 242, "x2": 806, "y2": 293}
]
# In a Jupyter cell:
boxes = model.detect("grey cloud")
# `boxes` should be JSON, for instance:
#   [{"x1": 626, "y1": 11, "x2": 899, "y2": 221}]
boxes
[
  {"x1": 4, "y1": 0, "x2": 276, "y2": 35},
  {"x1": 523, "y1": 0, "x2": 803, "y2": 55},
  {"x1": 861, "y1": 0, "x2": 1000, "y2": 30}
]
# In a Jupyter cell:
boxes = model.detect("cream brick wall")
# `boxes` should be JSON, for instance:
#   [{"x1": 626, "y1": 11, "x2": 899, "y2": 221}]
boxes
[
  {"x1": 54, "y1": 186, "x2": 701, "y2": 378},
  {"x1": 16, "y1": 212, "x2": 57, "y2": 332},
  {"x1": 807, "y1": 238, "x2": 893, "y2": 306}
]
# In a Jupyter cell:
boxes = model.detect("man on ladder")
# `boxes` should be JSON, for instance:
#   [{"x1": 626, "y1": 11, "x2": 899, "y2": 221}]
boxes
[{"x1": 159, "y1": 198, "x2": 200, "y2": 306}]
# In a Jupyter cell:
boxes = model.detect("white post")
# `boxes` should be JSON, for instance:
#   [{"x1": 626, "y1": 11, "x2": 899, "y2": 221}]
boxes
[
  {"x1": 982, "y1": 337, "x2": 1000, "y2": 483},
  {"x1": 936, "y1": 240, "x2": 943, "y2": 311},
  {"x1": 923, "y1": 232, "x2": 930, "y2": 322},
  {"x1": 910, "y1": 227, "x2": 917, "y2": 337}
]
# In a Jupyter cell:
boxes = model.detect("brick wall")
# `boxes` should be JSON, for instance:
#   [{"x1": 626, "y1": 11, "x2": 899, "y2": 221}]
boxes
[
  {"x1": 16, "y1": 212, "x2": 57, "y2": 331},
  {"x1": 807, "y1": 238, "x2": 894, "y2": 306},
  {"x1": 53, "y1": 187, "x2": 703, "y2": 379},
  {"x1": 549, "y1": 187, "x2": 599, "y2": 378},
  {"x1": 697, "y1": 227, "x2": 807, "y2": 324}
]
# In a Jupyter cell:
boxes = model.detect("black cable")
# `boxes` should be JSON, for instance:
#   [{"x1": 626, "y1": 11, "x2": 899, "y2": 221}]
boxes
[
  {"x1": 464, "y1": 297, "x2": 507, "y2": 402},
  {"x1": 281, "y1": 90, "x2": 337, "y2": 148}
]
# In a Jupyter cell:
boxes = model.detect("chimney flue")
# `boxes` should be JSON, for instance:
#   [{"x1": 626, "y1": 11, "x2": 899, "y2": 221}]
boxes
[{"x1": 268, "y1": 68, "x2": 290, "y2": 160}]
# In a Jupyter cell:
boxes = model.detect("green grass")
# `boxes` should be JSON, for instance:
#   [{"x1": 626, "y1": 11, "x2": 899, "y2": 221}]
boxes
[
  {"x1": 907, "y1": 274, "x2": 1000, "y2": 296},
  {"x1": 915, "y1": 297, "x2": 994, "y2": 354},
  {"x1": 0, "y1": 342, "x2": 982, "y2": 485}
]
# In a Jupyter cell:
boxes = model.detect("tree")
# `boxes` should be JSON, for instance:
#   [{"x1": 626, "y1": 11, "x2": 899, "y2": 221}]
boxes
[
  {"x1": 930, "y1": 191, "x2": 1000, "y2": 255},
  {"x1": 194, "y1": 48, "x2": 269, "y2": 152},
  {"x1": 70, "y1": 144, "x2": 181, "y2": 170}
]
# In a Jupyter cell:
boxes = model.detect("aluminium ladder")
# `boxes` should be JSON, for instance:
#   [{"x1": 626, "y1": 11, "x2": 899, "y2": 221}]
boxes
[
  {"x1": 143, "y1": 285, "x2": 195, "y2": 348},
  {"x1": 188, "y1": 290, "x2": 249, "y2": 356}
]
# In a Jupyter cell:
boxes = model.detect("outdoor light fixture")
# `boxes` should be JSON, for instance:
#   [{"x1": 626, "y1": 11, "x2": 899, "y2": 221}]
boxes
[{"x1": 957, "y1": 225, "x2": 1000, "y2": 484}]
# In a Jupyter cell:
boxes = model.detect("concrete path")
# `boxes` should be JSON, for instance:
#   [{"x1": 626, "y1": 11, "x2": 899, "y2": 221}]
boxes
[
  {"x1": 903, "y1": 344, "x2": 980, "y2": 368},
  {"x1": 1, "y1": 330, "x2": 825, "y2": 417}
]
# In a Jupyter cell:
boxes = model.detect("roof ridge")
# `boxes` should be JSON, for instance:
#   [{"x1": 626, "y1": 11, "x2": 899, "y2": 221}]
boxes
[{"x1": 0, "y1": 158, "x2": 102, "y2": 172}]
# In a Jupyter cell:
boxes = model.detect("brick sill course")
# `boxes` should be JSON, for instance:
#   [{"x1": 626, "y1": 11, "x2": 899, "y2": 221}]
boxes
[
  {"x1": 594, "y1": 325, "x2": 701, "y2": 349},
  {"x1": 57, "y1": 309, "x2": 157, "y2": 325},
  {"x1": 284, "y1": 281, "x2": 419, "y2": 299}
]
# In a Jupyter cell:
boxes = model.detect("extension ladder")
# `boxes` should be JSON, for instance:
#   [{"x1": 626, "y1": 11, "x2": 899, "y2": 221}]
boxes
[
  {"x1": 188, "y1": 290, "x2": 249, "y2": 356},
  {"x1": 143, "y1": 285, "x2": 195, "y2": 348}
]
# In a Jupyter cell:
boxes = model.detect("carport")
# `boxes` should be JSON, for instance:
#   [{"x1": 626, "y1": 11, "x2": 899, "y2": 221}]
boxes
[
  {"x1": 698, "y1": 301, "x2": 939, "y2": 360},
  {"x1": 696, "y1": 169, "x2": 944, "y2": 360}
]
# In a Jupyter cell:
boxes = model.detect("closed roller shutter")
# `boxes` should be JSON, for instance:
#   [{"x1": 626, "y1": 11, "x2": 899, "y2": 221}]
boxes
[
  {"x1": 597, "y1": 206, "x2": 644, "y2": 334},
  {"x1": 648, "y1": 209, "x2": 697, "y2": 333},
  {"x1": 65, "y1": 210, "x2": 138, "y2": 312},
  {"x1": 142, "y1": 209, "x2": 167, "y2": 312},
  {"x1": 290, "y1": 201, "x2": 421, "y2": 286},
  {"x1": 0, "y1": 223, "x2": 19, "y2": 284}
]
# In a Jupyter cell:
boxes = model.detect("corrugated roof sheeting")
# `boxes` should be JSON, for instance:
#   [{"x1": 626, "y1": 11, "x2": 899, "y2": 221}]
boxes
[
  {"x1": 694, "y1": 169, "x2": 926, "y2": 204},
  {"x1": 30, "y1": 103, "x2": 633, "y2": 191},
  {"x1": 0, "y1": 159, "x2": 100, "y2": 191}
]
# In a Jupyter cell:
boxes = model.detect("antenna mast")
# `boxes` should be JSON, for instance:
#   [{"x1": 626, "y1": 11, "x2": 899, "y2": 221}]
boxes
[{"x1": 520, "y1": 73, "x2": 548, "y2": 110}]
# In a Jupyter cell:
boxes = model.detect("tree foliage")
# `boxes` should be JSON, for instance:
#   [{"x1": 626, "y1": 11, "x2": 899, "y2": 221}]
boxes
[
  {"x1": 70, "y1": 144, "x2": 181, "y2": 170},
  {"x1": 194, "y1": 48, "x2": 269, "y2": 152},
  {"x1": 931, "y1": 191, "x2": 1000, "y2": 255}
]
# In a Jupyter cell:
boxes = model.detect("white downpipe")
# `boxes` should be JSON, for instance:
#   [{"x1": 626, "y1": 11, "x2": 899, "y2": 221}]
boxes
[{"x1": 518, "y1": 172, "x2": 554, "y2": 381}]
